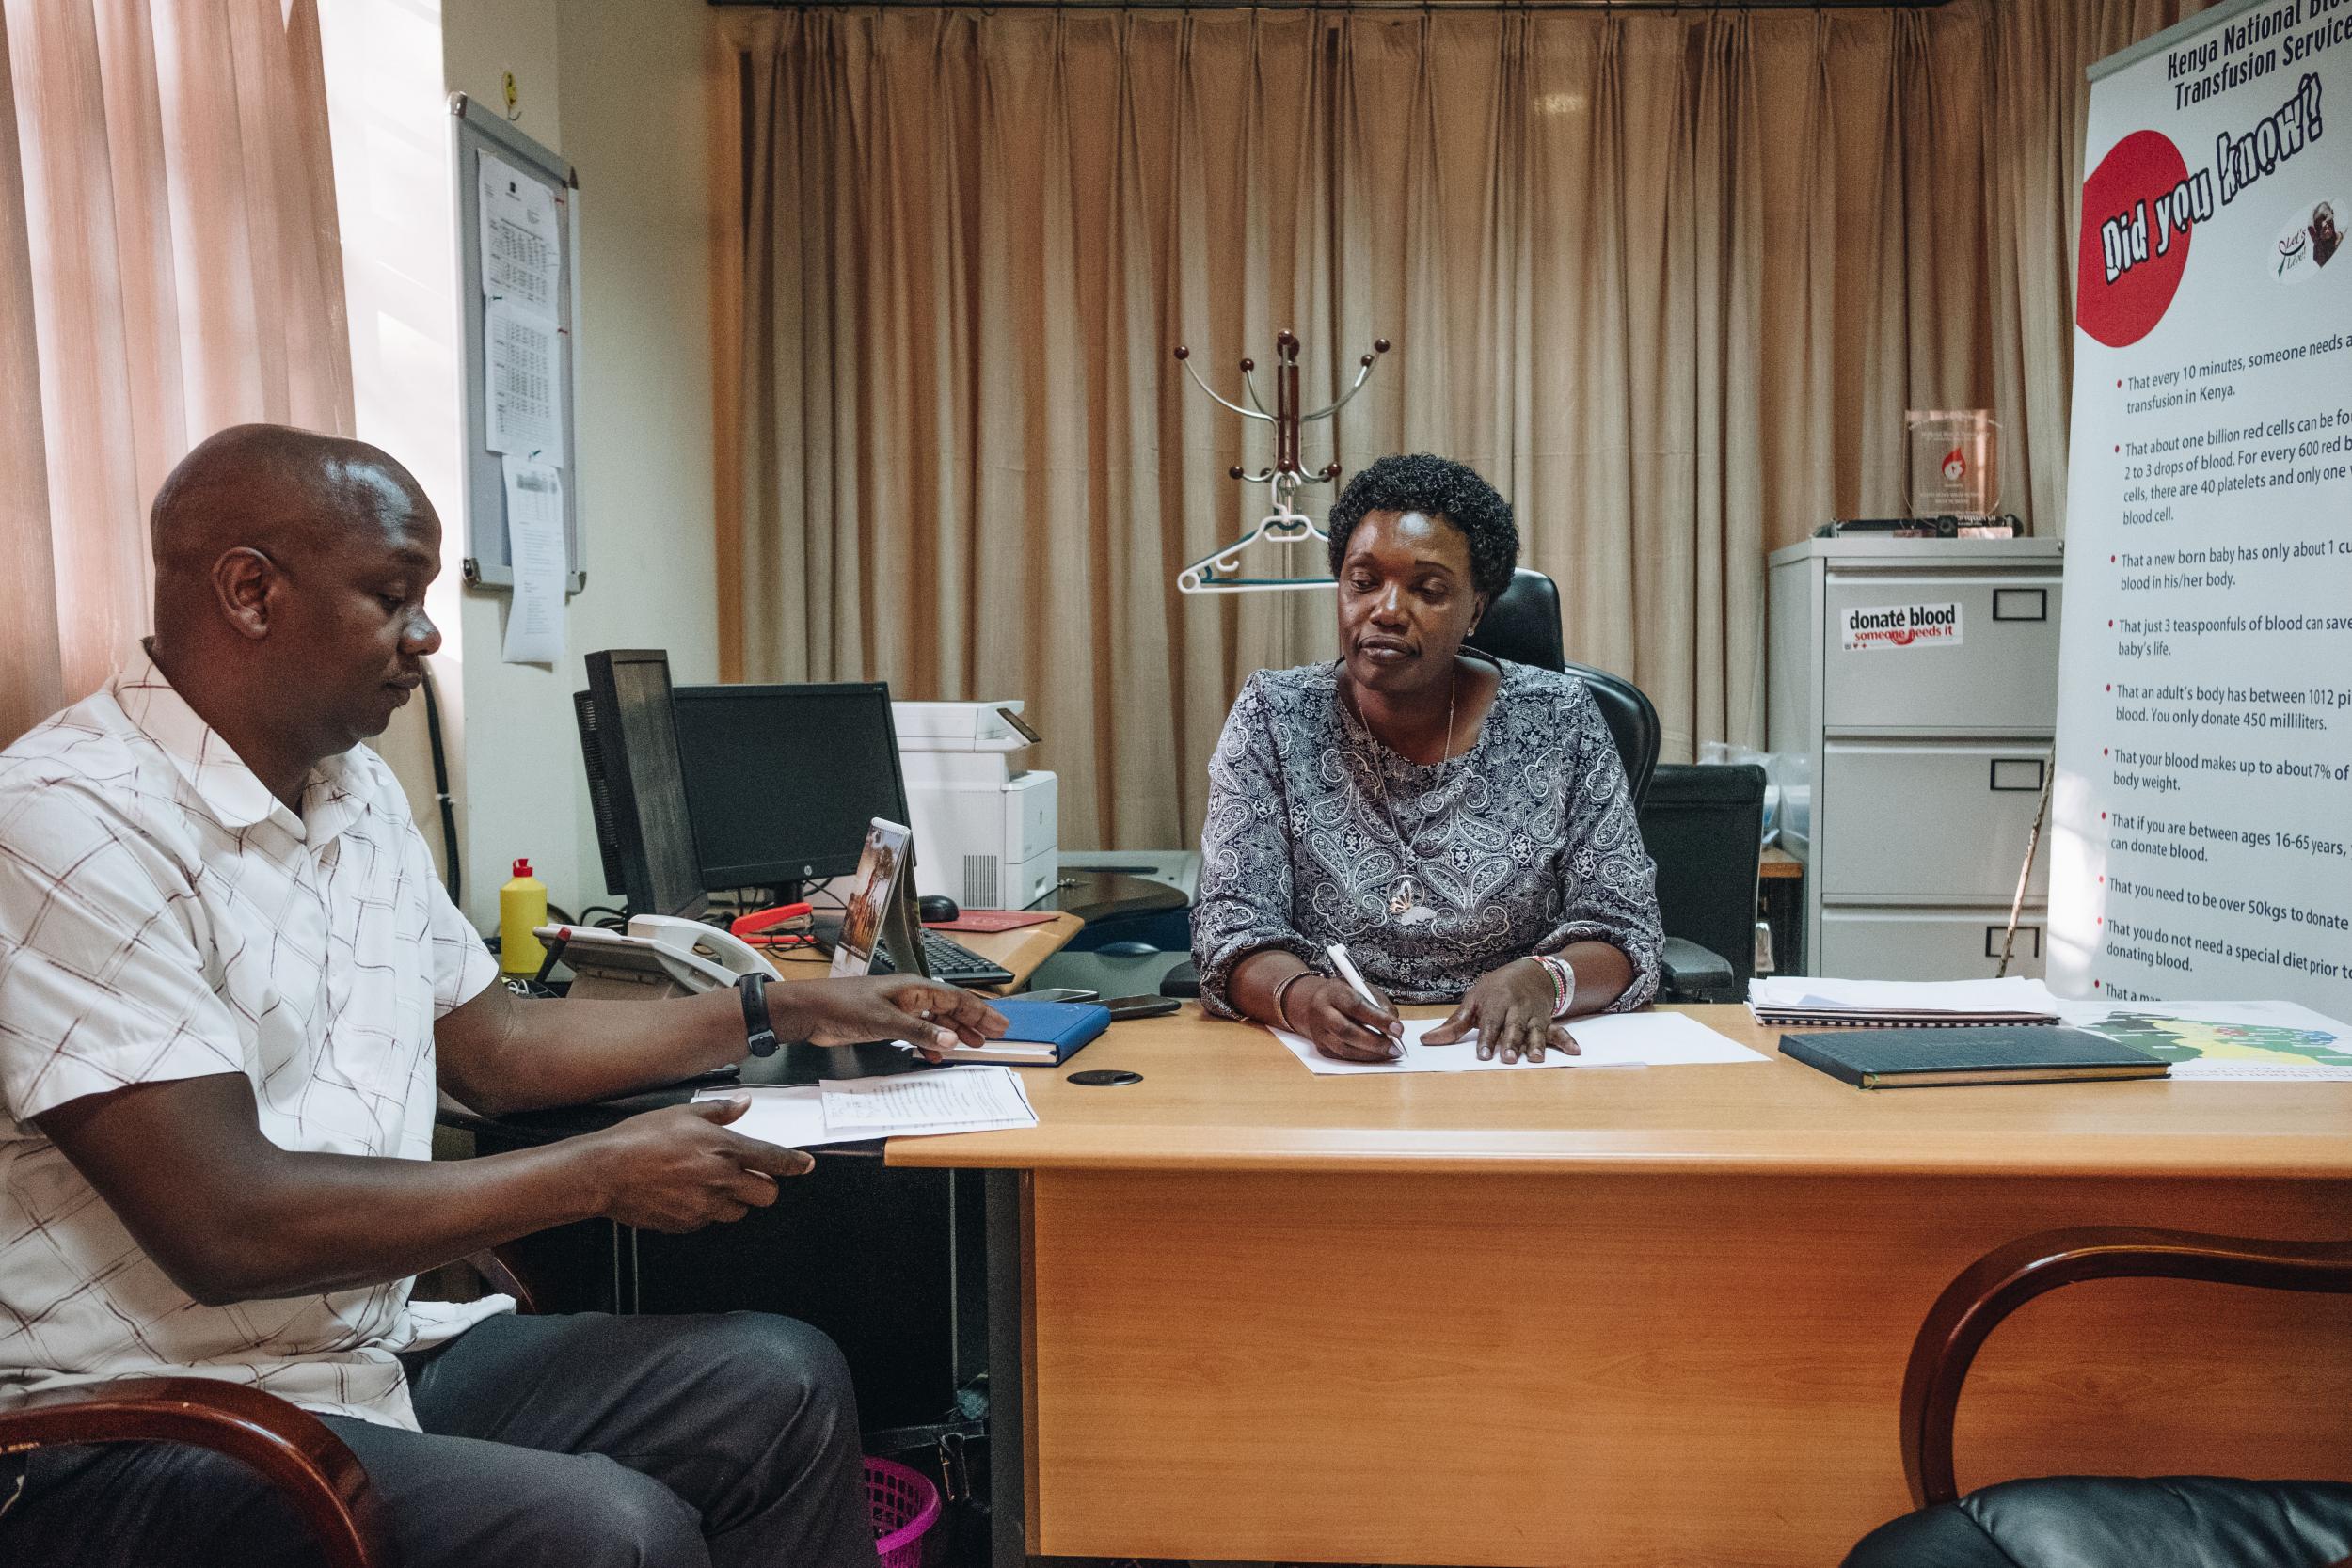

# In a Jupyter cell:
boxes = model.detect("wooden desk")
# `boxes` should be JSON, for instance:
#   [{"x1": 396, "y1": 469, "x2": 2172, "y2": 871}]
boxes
[
  {"x1": 1760, "y1": 844, "x2": 1802, "y2": 879},
  {"x1": 760, "y1": 912, "x2": 1081, "y2": 995},
  {"x1": 892, "y1": 1006, "x2": 2352, "y2": 1568}
]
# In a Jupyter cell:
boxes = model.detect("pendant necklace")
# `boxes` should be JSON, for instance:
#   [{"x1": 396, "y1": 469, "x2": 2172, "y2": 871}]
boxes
[{"x1": 1346, "y1": 667, "x2": 1459, "y2": 921}]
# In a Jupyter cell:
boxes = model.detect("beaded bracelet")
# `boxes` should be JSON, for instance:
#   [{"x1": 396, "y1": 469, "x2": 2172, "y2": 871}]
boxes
[{"x1": 1534, "y1": 953, "x2": 1577, "y2": 1018}]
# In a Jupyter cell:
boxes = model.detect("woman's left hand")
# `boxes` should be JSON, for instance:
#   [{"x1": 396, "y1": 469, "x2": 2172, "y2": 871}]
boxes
[{"x1": 1421, "y1": 958, "x2": 1579, "y2": 1064}]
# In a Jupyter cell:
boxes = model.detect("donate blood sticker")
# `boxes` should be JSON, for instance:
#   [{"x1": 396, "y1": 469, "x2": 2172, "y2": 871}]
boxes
[
  {"x1": 2078, "y1": 130, "x2": 2199, "y2": 348},
  {"x1": 1842, "y1": 601, "x2": 1963, "y2": 652}
]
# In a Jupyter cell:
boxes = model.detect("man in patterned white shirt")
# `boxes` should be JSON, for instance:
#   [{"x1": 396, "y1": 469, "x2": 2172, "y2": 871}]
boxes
[{"x1": 0, "y1": 425, "x2": 1007, "y2": 1567}]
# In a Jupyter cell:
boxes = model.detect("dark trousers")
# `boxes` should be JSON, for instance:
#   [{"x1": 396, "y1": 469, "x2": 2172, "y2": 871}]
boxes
[{"x1": 0, "y1": 1312, "x2": 882, "y2": 1568}]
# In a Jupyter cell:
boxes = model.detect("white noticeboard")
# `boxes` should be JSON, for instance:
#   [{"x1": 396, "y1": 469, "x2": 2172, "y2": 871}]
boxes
[
  {"x1": 451, "y1": 94, "x2": 584, "y2": 610},
  {"x1": 2053, "y1": 0, "x2": 2352, "y2": 1014}
]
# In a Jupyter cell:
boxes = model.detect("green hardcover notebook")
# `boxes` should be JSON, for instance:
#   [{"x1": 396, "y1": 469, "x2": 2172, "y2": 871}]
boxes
[{"x1": 1778, "y1": 1026, "x2": 2169, "y2": 1089}]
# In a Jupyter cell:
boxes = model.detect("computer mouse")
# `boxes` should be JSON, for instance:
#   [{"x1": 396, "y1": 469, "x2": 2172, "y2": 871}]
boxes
[{"x1": 917, "y1": 894, "x2": 961, "y2": 924}]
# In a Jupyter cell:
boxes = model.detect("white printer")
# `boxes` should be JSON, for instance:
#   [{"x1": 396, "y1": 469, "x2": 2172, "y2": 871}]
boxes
[{"x1": 891, "y1": 700, "x2": 1058, "y2": 911}]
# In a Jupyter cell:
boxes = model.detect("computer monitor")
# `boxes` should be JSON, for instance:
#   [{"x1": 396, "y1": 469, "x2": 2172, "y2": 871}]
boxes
[
  {"x1": 668, "y1": 682, "x2": 913, "y2": 890},
  {"x1": 577, "y1": 649, "x2": 707, "y2": 920}
]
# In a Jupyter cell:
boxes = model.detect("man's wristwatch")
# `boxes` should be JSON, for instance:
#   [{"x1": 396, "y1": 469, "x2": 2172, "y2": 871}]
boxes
[{"x1": 737, "y1": 970, "x2": 781, "y2": 1057}]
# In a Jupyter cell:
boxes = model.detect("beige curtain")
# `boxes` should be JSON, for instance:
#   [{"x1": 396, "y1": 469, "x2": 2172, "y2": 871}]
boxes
[
  {"x1": 716, "y1": 0, "x2": 2210, "y2": 851},
  {"x1": 0, "y1": 0, "x2": 352, "y2": 747}
]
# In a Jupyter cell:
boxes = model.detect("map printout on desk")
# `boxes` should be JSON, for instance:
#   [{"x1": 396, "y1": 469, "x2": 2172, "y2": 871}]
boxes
[{"x1": 2053, "y1": 998, "x2": 2352, "y2": 1080}]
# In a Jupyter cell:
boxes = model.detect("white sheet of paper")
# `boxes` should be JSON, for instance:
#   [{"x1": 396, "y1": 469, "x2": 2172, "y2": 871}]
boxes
[
  {"x1": 477, "y1": 150, "x2": 562, "y2": 317},
  {"x1": 698, "y1": 1085, "x2": 832, "y2": 1148},
  {"x1": 1268, "y1": 1018, "x2": 1545, "y2": 1075},
  {"x1": 484, "y1": 298, "x2": 564, "y2": 465},
  {"x1": 1269, "y1": 1012, "x2": 1767, "y2": 1075},
  {"x1": 499, "y1": 457, "x2": 565, "y2": 664},
  {"x1": 1552, "y1": 1011, "x2": 1772, "y2": 1066},
  {"x1": 818, "y1": 1066, "x2": 1037, "y2": 1132}
]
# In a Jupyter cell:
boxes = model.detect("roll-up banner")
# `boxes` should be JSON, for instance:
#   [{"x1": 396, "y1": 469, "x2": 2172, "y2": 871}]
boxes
[{"x1": 2054, "y1": 0, "x2": 2352, "y2": 1012}]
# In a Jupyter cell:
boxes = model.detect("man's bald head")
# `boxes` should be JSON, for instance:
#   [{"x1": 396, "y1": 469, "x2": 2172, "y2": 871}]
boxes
[
  {"x1": 151, "y1": 424, "x2": 429, "y2": 598},
  {"x1": 144, "y1": 424, "x2": 445, "y2": 784}
]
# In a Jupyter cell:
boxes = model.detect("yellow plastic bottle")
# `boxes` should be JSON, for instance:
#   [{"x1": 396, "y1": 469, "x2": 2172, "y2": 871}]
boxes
[{"x1": 499, "y1": 858, "x2": 548, "y2": 976}]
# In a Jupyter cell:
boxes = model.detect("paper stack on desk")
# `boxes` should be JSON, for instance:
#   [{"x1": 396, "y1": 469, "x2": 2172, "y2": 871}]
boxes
[
  {"x1": 695, "y1": 1066, "x2": 1038, "y2": 1148},
  {"x1": 1748, "y1": 976, "x2": 2062, "y2": 1029}
]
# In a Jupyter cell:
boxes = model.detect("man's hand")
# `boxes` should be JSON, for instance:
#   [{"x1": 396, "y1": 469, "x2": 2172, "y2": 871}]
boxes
[
  {"x1": 36, "y1": 1072, "x2": 807, "y2": 1306},
  {"x1": 1422, "y1": 958, "x2": 1578, "y2": 1064},
  {"x1": 778, "y1": 975, "x2": 1009, "y2": 1054},
  {"x1": 438, "y1": 974, "x2": 1011, "y2": 1117},
  {"x1": 1290, "y1": 975, "x2": 1404, "y2": 1063},
  {"x1": 578, "y1": 1098, "x2": 814, "y2": 1234}
]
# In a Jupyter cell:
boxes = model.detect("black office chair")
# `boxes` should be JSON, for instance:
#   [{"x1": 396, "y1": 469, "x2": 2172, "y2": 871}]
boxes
[
  {"x1": 1462, "y1": 567, "x2": 1736, "y2": 1003},
  {"x1": 1843, "y1": 1227, "x2": 2352, "y2": 1568},
  {"x1": 1464, "y1": 568, "x2": 1659, "y2": 809},
  {"x1": 1638, "y1": 764, "x2": 1767, "y2": 1003}
]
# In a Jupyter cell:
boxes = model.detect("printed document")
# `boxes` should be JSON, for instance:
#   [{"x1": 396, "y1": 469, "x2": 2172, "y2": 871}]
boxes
[
  {"x1": 498, "y1": 457, "x2": 565, "y2": 664},
  {"x1": 696, "y1": 1066, "x2": 1038, "y2": 1148},
  {"x1": 485, "y1": 298, "x2": 564, "y2": 465},
  {"x1": 818, "y1": 1066, "x2": 1036, "y2": 1131},
  {"x1": 477, "y1": 151, "x2": 561, "y2": 317}
]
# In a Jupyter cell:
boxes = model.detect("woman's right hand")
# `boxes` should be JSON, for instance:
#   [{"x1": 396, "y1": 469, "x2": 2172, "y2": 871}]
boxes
[{"x1": 1290, "y1": 975, "x2": 1405, "y2": 1062}]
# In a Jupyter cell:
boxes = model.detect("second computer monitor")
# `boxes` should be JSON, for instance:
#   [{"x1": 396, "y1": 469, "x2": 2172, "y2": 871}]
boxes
[{"x1": 669, "y1": 682, "x2": 912, "y2": 890}]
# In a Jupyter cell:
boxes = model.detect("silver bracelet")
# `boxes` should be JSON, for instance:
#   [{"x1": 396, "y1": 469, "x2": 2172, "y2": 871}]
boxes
[{"x1": 1270, "y1": 969, "x2": 1314, "y2": 1031}]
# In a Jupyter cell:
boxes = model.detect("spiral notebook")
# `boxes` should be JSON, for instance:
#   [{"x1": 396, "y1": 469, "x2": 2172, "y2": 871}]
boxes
[{"x1": 1749, "y1": 976, "x2": 2062, "y2": 1029}]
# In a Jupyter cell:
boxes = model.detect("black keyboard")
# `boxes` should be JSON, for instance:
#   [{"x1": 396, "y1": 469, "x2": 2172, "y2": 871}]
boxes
[{"x1": 874, "y1": 929, "x2": 1014, "y2": 989}]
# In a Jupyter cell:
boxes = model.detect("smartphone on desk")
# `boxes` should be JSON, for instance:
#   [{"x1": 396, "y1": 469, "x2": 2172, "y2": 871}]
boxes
[
  {"x1": 1103, "y1": 995, "x2": 1181, "y2": 1022},
  {"x1": 1014, "y1": 987, "x2": 1099, "y2": 1004}
]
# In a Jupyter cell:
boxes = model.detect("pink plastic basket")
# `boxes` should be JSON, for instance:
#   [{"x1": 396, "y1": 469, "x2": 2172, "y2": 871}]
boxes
[{"x1": 865, "y1": 1455, "x2": 944, "y2": 1568}]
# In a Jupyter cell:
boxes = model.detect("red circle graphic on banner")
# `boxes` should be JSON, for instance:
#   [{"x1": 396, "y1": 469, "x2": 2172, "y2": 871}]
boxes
[{"x1": 2077, "y1": 130, "x2": 2192, "y2": 349}]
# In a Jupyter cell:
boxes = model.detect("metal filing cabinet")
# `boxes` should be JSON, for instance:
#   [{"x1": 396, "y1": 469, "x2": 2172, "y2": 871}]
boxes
[{"x1": 1768, "y1": 537, "x2": 2065, "y2": 980}]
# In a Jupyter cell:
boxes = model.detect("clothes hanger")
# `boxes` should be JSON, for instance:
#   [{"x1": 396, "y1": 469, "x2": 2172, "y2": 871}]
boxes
[{"x1": 1173, "y1": 329, "x2": 1391, "y2": 593}]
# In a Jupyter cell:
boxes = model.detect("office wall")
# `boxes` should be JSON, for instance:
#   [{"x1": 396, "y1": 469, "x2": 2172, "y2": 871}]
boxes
[
  {"x1": 321, "y1": 0, "x2": 473, "y2": 881},
  {"x1": 539, "y1": 0, "x2": 725, "y2": 919},
  {"x1": 329, "y1": 0, "x2": 724, "y2": 928}
]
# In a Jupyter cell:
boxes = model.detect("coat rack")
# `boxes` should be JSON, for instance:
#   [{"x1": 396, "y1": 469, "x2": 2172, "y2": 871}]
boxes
[{"x1": 1174, "y1": 330, "x2": 1390, "y2": 594}]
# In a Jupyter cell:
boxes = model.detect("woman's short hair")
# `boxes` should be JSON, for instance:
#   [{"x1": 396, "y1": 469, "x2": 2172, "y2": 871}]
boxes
[{"x1": 1326, "y1": 453, "x2": 1519, "y2": 601}]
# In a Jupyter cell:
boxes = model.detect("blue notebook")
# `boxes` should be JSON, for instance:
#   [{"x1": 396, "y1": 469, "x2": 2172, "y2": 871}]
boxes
[{"x1": 944, "y1": 1000, "x2": 1109, "y2": 1066}]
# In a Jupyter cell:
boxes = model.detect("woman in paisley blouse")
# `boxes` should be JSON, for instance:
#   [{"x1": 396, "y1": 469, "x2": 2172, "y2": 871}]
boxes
[{"x1": 1192, "y1": 453, "x2": 1663, "y2": 1065}]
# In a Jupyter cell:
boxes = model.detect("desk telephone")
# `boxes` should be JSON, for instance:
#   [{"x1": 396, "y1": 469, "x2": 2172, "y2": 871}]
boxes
[
  {"x1": 540, "y1": 901, "x2": 1011, "y2": 996},
  {"x1": 536, "y1": 913, "x2": 771, "y2": 1001}
]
